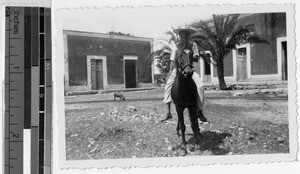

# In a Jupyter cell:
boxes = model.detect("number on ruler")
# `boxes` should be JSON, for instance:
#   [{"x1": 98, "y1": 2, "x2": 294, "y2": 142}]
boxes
[
  {"x1": 45, "y1": 63, "x2": 50, "y2": 70},
  {"x1": 12, "y1": 133, "x2": 19, "y2": 138}
]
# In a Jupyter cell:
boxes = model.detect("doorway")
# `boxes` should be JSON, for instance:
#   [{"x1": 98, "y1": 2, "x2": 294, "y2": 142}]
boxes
[
  {"x1": 124, "y1": 60, "x2": 137, "y2": 88},
  {"x1": 281, "y1": 41, "x2": 287, "y2": 81},
  {"x1": 87, "y1": 55, "x2": 107, "y2": 90},
  {"x1": 203, "y1": 59, "x2": 211, "y2": 83},
  {"x1": 91, "y1": 59, "x2": 103, "y2": 90},
  {"x1": 236, "y1": 47, "x2": 248, "y2": 81}
]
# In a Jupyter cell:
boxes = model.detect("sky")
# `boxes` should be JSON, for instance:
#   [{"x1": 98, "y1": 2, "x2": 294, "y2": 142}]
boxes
[
  {"x1": 57, "y1": 6, "x2": 214, "y2": 40},
  {"x1": 56, "y1": 4, "x2": 290, "y2": 51}
]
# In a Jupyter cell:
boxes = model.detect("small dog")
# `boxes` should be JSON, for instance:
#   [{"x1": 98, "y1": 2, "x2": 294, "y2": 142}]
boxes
[{"x1": 114, "y1": 93, "x2": 126, "y2": 101}]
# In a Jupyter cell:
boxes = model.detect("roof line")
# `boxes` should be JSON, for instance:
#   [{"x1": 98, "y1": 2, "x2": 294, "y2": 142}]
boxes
[{"x1": 63, "y1": 30, "x2": 154, "y2": 42}]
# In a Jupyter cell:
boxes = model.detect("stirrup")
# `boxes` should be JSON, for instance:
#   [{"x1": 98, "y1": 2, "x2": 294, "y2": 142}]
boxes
[{"x1": 161, "y1": 113, "x2": 172, "y2": 123}]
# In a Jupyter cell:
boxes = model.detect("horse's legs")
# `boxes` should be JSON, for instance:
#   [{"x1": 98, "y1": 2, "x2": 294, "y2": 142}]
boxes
[
  {"x1": 188, "y1": 106, "x2": 200, "y2": 146},
  {"x1": 176, "y1": 107, "x2": 186, "y2": 147},
  {"x1": 176, "y1": 118, "x2": 181, "y2": 136}
]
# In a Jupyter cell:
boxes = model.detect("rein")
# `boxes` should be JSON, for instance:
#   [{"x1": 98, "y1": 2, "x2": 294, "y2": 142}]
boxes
[
  {"x1": 182, "y1": 64, "x2": 193, "y2": 70},
  {"x1": 177, "y1": 63, "x2": 193, "y2": 74},
  {"x1": 175, "y1": 44, "x2": 194, "y2": 75}
]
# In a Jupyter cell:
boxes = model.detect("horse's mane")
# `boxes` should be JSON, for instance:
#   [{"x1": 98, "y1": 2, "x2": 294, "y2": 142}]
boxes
[{"x1": 174, "y1": 44, "x2": 194, "y2": 72}]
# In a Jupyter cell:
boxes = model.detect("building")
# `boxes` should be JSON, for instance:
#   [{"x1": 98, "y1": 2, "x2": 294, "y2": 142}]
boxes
[
  {"x1": 197, "y1": 13, "x2": 287, "y2": 84},
  {"x1": 63, "y1": 30, "x2": 154, "y2": 92}
]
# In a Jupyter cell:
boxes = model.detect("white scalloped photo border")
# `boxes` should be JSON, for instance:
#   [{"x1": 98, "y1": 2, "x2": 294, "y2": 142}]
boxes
[{"x1": 52, "y1": 3, "x2": 297, "y2": 170}]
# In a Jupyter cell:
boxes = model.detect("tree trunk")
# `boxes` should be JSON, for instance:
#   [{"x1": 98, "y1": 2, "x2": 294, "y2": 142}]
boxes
[{"x1": 216, "y1": 60, "x2": 228, "y2": 90}]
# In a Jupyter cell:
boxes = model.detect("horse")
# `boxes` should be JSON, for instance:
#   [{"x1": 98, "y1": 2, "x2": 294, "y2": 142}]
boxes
[{"x1": 171, "y1": 49, "x2": 201, "y2": 150}]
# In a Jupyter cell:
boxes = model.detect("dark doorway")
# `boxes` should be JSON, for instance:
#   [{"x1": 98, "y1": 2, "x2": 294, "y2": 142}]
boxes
[
  {"x1": 282, "y1": 41, "x2": 288, "y2": 81},
  {"x1": 125, "y1": 60, "x2": 137, "y2": 88},
  {"x1": 91, "y1": 59, "x2": 103, "y2": 90},
  {"x1": 204, "y1": 59, "x2": 211, "y2": 83}
]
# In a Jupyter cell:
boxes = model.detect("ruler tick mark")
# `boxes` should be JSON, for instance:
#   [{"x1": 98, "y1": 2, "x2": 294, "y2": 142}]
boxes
[
  {"x1": 10, "y1": 72, "x2": 23, "y2": 74},
  {"x1": 10, "y1": 106, "x2": 21, "y2": 108}
]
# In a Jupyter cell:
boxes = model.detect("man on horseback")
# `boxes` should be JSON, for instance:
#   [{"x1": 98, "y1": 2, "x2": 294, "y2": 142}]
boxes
[{"x1": 162, "y1": 27, "x2": 208, "y2": 123}]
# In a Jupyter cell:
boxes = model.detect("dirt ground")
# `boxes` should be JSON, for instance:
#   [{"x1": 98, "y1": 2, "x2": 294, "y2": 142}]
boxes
[{"x1": 64, "y1": 83, "x2": 289, "y2": 160}]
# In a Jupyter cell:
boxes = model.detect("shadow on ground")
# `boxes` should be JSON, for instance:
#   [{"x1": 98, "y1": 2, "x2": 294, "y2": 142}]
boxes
[{"x1": 186, "y1": 131, "x2": 232, "y2": 155}]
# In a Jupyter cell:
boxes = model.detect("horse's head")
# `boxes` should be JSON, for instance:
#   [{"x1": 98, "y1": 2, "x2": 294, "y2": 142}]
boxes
[{"x1": 176, "y1": 49, "x2": 194, "y2": 78}]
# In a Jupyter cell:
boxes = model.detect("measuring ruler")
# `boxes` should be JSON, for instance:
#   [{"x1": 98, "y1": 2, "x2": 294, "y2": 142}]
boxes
[{"x1": 4, "y1": 7, "x2": 52, "y2": 174}]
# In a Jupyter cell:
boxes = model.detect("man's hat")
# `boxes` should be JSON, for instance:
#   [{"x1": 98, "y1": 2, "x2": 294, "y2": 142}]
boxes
[{"x1": 173, "y1": 28, "x2": 196, "y2": 35}]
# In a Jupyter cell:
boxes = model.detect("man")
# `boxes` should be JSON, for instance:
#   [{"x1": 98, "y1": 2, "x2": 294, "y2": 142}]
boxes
[
  {"x1": 153, "y1": 56, "x2": 161, "y2": 87},
  {"x1": 161, "y1": 27, "x2": 207, "y2": 123}
]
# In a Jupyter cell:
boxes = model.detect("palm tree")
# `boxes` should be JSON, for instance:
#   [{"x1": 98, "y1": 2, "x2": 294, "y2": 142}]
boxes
[
  {"x1": 145, "y1": 30, "x2": 178, "y2": 64},
  {"x1": 145, "y1": 30, "x2": 179, "y2": 83},
  {"x1": 190, "y1": 14, "x2": 269, "y2": 90}
]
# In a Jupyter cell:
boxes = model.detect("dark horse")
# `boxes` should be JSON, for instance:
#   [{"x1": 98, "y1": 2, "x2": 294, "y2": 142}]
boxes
[{"x1": 171, "y1": 49, "x2": 200, "y2": 149}]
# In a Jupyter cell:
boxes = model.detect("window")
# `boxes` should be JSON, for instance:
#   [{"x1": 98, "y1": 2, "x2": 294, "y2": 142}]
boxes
[{"x1": 237, "y1": 47, "x2": 247, "y2": 61}]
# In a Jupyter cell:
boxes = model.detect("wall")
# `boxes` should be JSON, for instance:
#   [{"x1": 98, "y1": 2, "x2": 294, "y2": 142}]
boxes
[
  {"x1": 66, "y1": 33, "x2": 152, "y2": 88},
  {"x1": 238, "y1": 13, "x2": 286, "y2": 75},
  {"x1": 224, "y1": 51, "x2": 234, "y2": 77}
]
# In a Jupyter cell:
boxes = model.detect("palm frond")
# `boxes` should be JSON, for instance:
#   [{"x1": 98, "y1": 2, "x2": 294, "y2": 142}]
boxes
[
  {"x1": 226, "y1": 24, "x2": 269, "y2": 52},
  {"x1": 245, "y1": 35, "x2": 269, "y2": 44},
  {"x1": 223, "y1": 14, "x2": 240, "y2": 38},
  {"x1": 145, "y1": 28, "x2": 179, "y2": 66},
  {"x1": 145, "y1": 51, "x2": 160, "y2": 64},
  {"x1": 145, "y1": 45, "x2": 172, "y2": 65},
  {"x1": 213, "y1": 15, "x2": 224, "y2": 41},
  {"x1": 165, "y1": 31, "x2": 179, "y2": 44}
]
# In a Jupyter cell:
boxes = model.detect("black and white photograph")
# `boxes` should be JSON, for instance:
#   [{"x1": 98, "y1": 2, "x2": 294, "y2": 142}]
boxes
[
  {"x1": 53, "y1": 3, "x2": 297, "y2": 169},
  {"x1": 0, "y1": 0, "x2": 299, "y2": 174}
]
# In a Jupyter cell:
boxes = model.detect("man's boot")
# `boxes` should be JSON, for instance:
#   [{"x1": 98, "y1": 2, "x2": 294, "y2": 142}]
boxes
[
  {"x1": 197, "y1": 110, "x2": 208, "y2": 124},
  {"x1": 161, "y1": 112, "x2": 172, "y2": 122}
]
